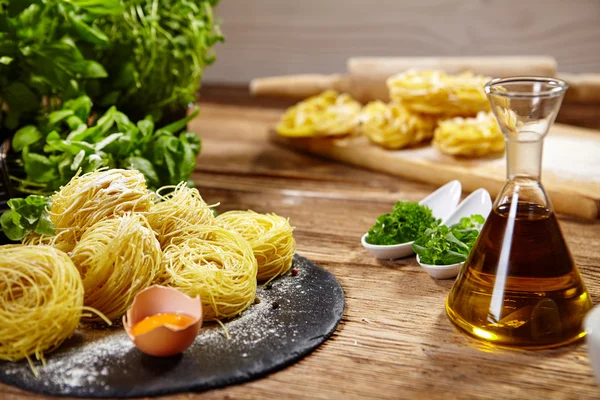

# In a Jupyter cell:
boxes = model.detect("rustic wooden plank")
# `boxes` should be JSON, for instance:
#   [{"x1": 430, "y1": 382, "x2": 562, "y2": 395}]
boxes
[
  {"x1": 2, "y1": 99, "x2": 600, "y2": 400},
  {"x1": 269, "y1": 124, "x2": 600, "y2": 220},
  {"x1": 200, "y1": 84, "x2": 600, "y2": 130},
  {"x1": 204, "y1": 0, "x2": 600, "y2": 85}
]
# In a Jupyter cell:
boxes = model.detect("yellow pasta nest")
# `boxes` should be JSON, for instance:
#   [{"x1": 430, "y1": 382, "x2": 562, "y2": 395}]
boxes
[
  {"x1": 215, "y1": 210, "x2": 296, "y2": 282},
  {"x1": 146, "y1": 183, "x2": 215, "y2": 248},
  {"x1": 433, "y1": 111, "x2": 505, "y2": 157},
  {"x1": 487, "y1": 87, "x2": 522, "y2": 137},
  {"x1": 276, "y1": 90, "x2": 362, "y2": 137},
  {"x1": 70, "y1": 213, "x2": 162, "y2": 321},
  {"x1": 50, "y1": 169, "x2": 153, "y2": 247},
  {"x1": 360, "y1": 101, "x2": 437, "y2": 149},
  {"x1": 22, "y1": 231, "x2": 76, "y2": 254},
  {"x1": 0, "y1": 245, "x2": 85, "y2": 373},
  {"x1": 387, "y1": 69, "x2": 491, "y2": 117},
  {"x1": 161, "y1": 225, "x2": 257, "y2": 321}
]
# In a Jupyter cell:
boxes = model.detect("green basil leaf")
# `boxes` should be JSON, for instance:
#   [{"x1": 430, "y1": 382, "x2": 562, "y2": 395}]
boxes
[
  {"x1": 441, "y1": 251, "x2": 467, "y2": 265},
  {"x1": 1, "y1": 210, "x2": 25, "y2": 241},
  {"x1": 68, "y1": 12, "x2": 109, "y2": 45},
  {"x1": 71, "y1": 149, "x2": 86, "y2": 170},
  {"x1": 156, "y1": 107, "x2": 200, "y2": 135},
  {"x1": 6, "y1": 0, "x2": 38, "y2": 18},
  {"x1": 13, "y1": 125, "x2": 42, "y2": 151},
  {"x1": 69, "y1": 0, "x2": 124, "y2": 15},
  {"x1": 179, "y1": 132, "x2": 200, "y2": 180},
  {"x1": 66, "y1": 116, "x2": 84, "y2": 130},
  {"x1": 95, "y1": 133, "x2": 123, "y2": 151},
  {"x1": 35, "y1": 212, "x2": 55, "y2": 236},
  {"x1": 64, "y1": 95, "x2": 92, "y2": 121},
  {"x1": 48, "y1": 109, "x2": 75, "y2": 126},
  {"x1": 77, "y1": 60, "x2": 108, "y2": 78},
  {"x1": 24, "y1": 152, "x2": 58, "y2": 183},
  {"x1": 123, "y1": 156, "x2": 160, "y2": 188}
]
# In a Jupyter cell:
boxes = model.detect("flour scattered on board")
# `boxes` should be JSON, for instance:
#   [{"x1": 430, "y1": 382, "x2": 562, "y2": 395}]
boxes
[
  {"x1": 543, "y1": 136, "x2": 600, "y2": 185},
  {"x1": 383, "y1": 133, "x2": 600, "y2": 186}
]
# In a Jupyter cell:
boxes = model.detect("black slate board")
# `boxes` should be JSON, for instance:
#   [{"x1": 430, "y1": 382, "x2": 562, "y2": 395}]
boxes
[{"x1": 0, "y1": 254, "x2": 345, "y2": 398}]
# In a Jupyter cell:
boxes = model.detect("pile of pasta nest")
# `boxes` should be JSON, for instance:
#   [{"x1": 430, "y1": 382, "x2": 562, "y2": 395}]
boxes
[
  {"x1": 0, "y1": 168, "x2": 295, "y2": 373},
  {"x1": 276, "y1": 69, "x2": 505, "y2": 157}
]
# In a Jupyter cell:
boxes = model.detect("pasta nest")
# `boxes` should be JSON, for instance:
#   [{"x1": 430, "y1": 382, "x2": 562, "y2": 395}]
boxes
[
  {"x1": 215, "y1": 210, "x2": 296, "y2": 282},
  {"x1": 360, "y1": 101, "x2": 438, "y2": 149},
  {"x1": 433, "y1": 111, "x2": 505, "y2": 157},
  {"x1": 276, "y1": 90, "x2": 362, "y2": 137},
  {"x1": 70, "y1": 213, "x2": 162, "y2": 321},
  {"x1": 50, "y1": 169, "x2": 153, "y2": 247},
  {"x1": 0, "y1": 245, "x2": 85, "y2": 373},
  {"x1": 386, "y1": 69, "x2": 491, "y2": 117},
  {"x1": 161, "y1": 225, "x2": 258, "y2": 321},
  {"x1": 22, "y1": 231, "x2": 76, "y2": 254},
  {"x1": 487, "y1": 86, "x2": 523, "y2": 138},
  {"x1": 145, "y1": 182, "x2": 215, "y2": 248}
]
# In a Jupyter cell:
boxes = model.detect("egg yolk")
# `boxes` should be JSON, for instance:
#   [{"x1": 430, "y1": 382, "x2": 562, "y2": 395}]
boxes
[{"x1": 131, "y1": 313, "x2": 195, "y2": 336}]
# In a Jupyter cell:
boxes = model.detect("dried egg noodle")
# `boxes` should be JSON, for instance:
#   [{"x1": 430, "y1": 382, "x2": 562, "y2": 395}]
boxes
[
  {"x1": 387, "y1": 69, "x2": 490, "y2": 117},
  {"x1": 22, "y1": 231, "x2": 75, "y2": 254},
  {"x1": 50, "y1": 169, "x2": 152, "y2": 247},
  {"x1": 276, "y1": 90, "x2": 362, "y2": 137},
  {"x1": 488, "y1": 87, "x2": 523, "y2": 137},
  {"x1": 215, "y1": 210, "x2": 296, "y2": 282},
  {"x1": 433, "y1": 111, "x2": 505, "y2": 157},
  {"x1": 0, "y1": 245, "x2": 106, "y2": 375},
  {"x1": 146, "y1": 183, "x2": 215, "y2": 248},
  {"x1": 360, "y1": 101, "x2": 437, "y2": 149},
  {"x1": 70, "y1": 213, "x2": 162, "y2": 321},
  {"x1": 161, "y1": 225, "x2": 257, "y2": 321}
]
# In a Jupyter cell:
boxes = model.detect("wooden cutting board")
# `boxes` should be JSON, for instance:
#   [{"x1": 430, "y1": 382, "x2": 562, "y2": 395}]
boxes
[{"x1": 270, "y1": 123, "x2": 600, "y2": 220}]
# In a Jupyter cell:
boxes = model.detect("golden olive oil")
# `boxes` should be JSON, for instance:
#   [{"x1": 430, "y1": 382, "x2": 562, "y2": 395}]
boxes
[{"x1": 446, "y1": 202, "x2": 592, "y2": 349}]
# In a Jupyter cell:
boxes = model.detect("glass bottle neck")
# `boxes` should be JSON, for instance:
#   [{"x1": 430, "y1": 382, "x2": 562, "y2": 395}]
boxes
[{"x1": 506, "y1": 136, "x2": 543, "y2": 181}]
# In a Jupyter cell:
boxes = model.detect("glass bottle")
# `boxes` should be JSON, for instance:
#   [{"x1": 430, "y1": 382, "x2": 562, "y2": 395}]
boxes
[{"x1": 446, "y1": 77, "x2": 592, "y2": 349}]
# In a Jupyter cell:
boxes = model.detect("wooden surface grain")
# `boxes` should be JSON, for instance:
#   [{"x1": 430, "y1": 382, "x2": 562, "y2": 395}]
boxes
[
  {"x1": 204, "y1": 0, "x2": 600, "y2": 84},
  {"x1": 2, "y1": 96, "x2": 600, "y2": 399},
  {"x1": 270, "y1": 123, "x2": 600, "y2": 220}
]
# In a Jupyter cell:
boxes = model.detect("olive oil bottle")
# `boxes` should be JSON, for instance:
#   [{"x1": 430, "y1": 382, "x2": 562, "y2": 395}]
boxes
[{"x1": 446, "y1": 77, "x2": 592, "y2": 349}]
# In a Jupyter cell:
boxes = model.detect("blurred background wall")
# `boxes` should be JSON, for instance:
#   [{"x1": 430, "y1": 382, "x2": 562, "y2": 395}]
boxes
[{"x1": 203, "y1": 0, "x2": 600, "y2": 84}]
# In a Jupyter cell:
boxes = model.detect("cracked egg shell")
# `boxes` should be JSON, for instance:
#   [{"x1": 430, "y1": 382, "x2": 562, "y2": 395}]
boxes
[{"x1": 123, "y1": 285, "x2": 202, "y2": 357}]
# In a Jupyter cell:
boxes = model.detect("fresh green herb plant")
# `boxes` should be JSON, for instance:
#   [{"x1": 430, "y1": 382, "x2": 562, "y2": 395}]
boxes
[
  {"x1": 87, "y1": 0, "x2": 224, "y2": 122},
  {"x1": 366, "y1": 201, "x2": 440, "y2": 245},
  {"x1": 0, "y1": 0, "x2": 123, "y2": 131},
  {"x1": 9, "y1": 95, "x2": 202, "y2": 194},
  {"x1": 412, "y1": 214, "x2": 485, "y2": 265},
  {"x1": 0, "y1": 194, "x2": 53, "y2": 240}
]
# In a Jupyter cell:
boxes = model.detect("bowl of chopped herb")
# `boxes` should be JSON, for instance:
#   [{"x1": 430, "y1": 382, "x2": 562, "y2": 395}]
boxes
[
  {"x1": 413, "y1": 188, "x2": 492, "y2": 279},
  {"x1": 361, "y1": 180, "x2": 462, "y2": 260}
]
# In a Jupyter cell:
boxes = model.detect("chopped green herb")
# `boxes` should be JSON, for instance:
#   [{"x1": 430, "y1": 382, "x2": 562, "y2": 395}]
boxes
[
  {"x1": 365, "y1": 201, "x2": 440, "y2": 245},
  {"x1": 412, "y1": 214, "x2": 485, "y2": 265}
]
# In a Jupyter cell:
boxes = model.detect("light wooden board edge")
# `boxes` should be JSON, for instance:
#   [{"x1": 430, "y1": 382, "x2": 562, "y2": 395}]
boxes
[{"x1": 269, "y1": 129, "x2": 600, "y2": 221}]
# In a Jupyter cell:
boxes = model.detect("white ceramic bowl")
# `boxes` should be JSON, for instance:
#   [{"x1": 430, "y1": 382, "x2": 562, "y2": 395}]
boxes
[
  {"x1": 361, "y1": 180, "x2": 462, "y2": 260},
  {"x1": 415, "y1": 188, "x2": 492, "y2": 279},
  {"x1": 444, "y1": 188, "x2": 492, "y2": 227},
  {"x1": 416, "y1": 255, "x2": 464, "y2": 280},
  {"x1": 584, "y1": 305, "x2": 600, "y2": 386}
]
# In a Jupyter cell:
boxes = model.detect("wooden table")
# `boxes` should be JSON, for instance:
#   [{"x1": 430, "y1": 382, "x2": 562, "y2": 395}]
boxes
[{"x1": 3, "y1": 91, "x2": 600, "y2": 400}]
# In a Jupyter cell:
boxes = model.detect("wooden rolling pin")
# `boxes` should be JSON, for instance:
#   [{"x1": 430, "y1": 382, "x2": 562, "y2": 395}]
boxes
[
  {"x1": 347, "y1": 56, "x2": 557, "y2": 103},
  {"x1": 250, "y1": 56, "x2": 600, "y2": 104},
  {"x1": 559, "y1": 73, "x2": 600, "y2": 104}
]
